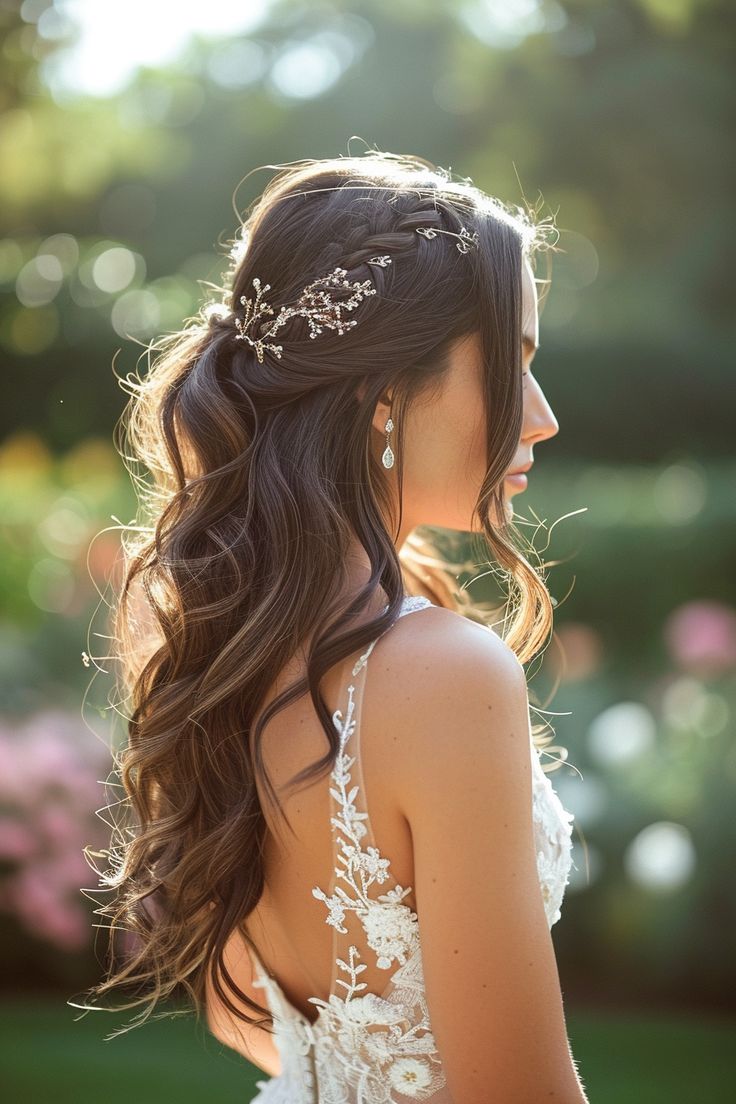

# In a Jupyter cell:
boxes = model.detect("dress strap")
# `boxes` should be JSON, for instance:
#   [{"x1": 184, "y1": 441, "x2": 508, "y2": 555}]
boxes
[{"x1": 310, "y1": 594, "x2": 433, "y2": 1001}]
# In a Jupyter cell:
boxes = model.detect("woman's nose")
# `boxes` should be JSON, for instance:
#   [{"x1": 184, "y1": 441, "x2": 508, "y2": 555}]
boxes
[{"x1": 523, "y1": 379, "x2": 559, "y2": 444}]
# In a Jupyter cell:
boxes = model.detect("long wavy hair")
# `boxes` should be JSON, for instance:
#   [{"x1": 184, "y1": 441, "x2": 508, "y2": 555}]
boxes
[{"x1": 74, "y1": 151, "x2": 563, "y2": 1038}]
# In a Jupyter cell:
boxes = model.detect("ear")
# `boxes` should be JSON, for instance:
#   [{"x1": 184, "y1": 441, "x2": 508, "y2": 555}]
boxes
[
  {"x1": 356, "y1": 379, "x2": 394, "y2": 435},
  {"x1": 372, "y1": 394, "x2": 394, "y2": 437}
]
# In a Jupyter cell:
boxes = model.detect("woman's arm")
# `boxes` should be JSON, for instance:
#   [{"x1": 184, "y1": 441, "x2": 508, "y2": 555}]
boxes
[
  {"x1": 204, "y1": 925, "x2": 282, "y2": 1078},
  {"x1": 388, "y1": 616, "x2": 590, "y2": 1103}
]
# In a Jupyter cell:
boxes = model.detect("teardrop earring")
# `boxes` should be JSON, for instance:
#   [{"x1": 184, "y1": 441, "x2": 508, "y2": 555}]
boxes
[{"x1": 381, "y1": 417, "x2": 395, "y2": 469}]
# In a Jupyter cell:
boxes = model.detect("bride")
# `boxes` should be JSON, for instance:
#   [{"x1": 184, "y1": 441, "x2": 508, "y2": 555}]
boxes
[{"x1": 77, "y1": 150, "x2": 588, "y2": 1103}]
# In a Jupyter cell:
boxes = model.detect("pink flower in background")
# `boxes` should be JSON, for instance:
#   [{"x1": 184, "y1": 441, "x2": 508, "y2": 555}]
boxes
[
  {"x1": 0, "y1": 708, "x2": 113, "y2": 954},
  {"x1": 37, "y1": 803, "x2": 86, "y2": 847},
  {"x1": 664, "y1": 600, "x2": 736, "y2": 676},
  {"x1": 7, "y1": 866, "x2": 61, "y2": 916},
  {"x1": 0, "y1": 816, "x2": 36, "y2": 861},
  {"x1": 7, "y1": 869, "x2": 89, "y2": 951},
  {"x1": 0, "y1": 709, "x2": 108, "y2": 807}
]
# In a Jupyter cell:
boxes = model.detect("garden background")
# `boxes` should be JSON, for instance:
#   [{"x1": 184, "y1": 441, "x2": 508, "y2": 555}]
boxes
[{"x1": 1, "y1": 1, "x2": 734, "y2": 1101}]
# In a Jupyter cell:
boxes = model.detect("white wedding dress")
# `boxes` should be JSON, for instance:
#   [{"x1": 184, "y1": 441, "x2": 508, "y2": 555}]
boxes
[{"x1": 249, "y1": 595, "x2": 576, "y2": 1102}]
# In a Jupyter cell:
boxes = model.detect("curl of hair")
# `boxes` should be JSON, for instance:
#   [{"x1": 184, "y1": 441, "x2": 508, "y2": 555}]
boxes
[{"x1": 73, "y1": 151, "x2": 565, "y2": 1040}]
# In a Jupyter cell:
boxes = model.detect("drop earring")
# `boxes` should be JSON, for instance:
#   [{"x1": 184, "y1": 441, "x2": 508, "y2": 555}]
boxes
[{"x1": 381, "y1": 416, "x2": 395, "y2": 469}]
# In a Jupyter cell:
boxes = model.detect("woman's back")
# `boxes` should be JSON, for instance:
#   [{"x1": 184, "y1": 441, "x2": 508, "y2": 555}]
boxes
[{"x1": 224, "y1": 595, "x2": 577, "y2": 1102}]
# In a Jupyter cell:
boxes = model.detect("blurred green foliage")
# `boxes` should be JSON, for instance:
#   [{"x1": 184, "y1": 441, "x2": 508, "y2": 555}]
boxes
[
  {"x1": 1, "y1": 0, "x2": 733, "y2": 457},
  {"x1": 2, "y1": 997, "x2": 735, "y2": 1104}
]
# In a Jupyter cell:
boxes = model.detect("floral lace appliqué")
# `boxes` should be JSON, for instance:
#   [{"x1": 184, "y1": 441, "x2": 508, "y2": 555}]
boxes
[{"x1": 307, "y1": 662, "x2": 446, "y2": 1100}]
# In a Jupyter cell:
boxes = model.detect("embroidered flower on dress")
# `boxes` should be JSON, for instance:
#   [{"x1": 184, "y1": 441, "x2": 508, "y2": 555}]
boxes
[
  {"x1": 362, "y1": 901, "x2": 419, "y2": 970},
  {"x1": 362, "y1": 1029, "x2": 397, "y2": 1063},
  {"x1": 311, "y1": 886, "x2": 348, "y2": 931},
  {"x1": 358, "y1": 845, "x2": 391, "y2": 882},
  {"x1": 387, "y1": 1056, "x2": 433, "y2": 1096},
  {"x1": 340, "y1": 992, "x2": 407, "y2": 1026},
  {"x1": 378, "y1": 883, "x2": 415, "y2": 906}
]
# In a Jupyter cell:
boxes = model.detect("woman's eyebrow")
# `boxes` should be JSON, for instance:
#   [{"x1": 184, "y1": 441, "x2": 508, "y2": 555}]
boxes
[{"x1": 522, "y1": 334, "x2": 539, "y2": 356}]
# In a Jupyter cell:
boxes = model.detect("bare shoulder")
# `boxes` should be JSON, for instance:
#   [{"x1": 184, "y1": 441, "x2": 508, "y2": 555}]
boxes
[
  {"x1": 368, "y1": 603, "x2": 530, "y2": 818},
  {"x1": 371, "y1": 601, "x2": 525, "y2": 687}
]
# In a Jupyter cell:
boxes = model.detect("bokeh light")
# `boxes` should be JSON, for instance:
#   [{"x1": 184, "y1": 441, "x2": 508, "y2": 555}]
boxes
[
  {"x1": 664, "y1": 600, "x2": 736, "y2": 676},
  {"x1": 661, "y1": 676, "x2": 730, "y2": 738},
  {"x1": 654, "y1": 463, "x2": 707, "y2": 524},
  {"x1": 16, "y1": 253, "x2": 64, "y2": 306},
  {"x1": 27, "y1": 556, "x2": 77, "y2": 613},
  {"x1": 588, "y1": 702, "x2": 658, "y2": 767},
  {"x1": 91, "y1": 245, "x2": 138, "y2": 293},
  {"x1": 624, "y1": 821, "x2": 696, "y2": 892}
]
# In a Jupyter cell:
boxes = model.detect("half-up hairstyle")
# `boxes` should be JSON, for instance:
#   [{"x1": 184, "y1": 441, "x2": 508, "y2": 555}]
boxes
[{"x1": 74, "y1": 151, "x2": 560, "y2": 1038}]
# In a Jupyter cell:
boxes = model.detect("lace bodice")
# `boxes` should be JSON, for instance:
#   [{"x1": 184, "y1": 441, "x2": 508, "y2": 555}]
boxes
[{"x1": 249, "y1": 595, "x2": 575, "y2": 1102}]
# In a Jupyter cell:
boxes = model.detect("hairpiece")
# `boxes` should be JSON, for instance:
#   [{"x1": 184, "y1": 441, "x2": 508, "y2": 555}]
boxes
[
  {"x1": 234, "y1": 258, "x2": 393, "y2": 362},
  {"x1": 416, "y1": 225, "x2": 479, "y2": 253}
]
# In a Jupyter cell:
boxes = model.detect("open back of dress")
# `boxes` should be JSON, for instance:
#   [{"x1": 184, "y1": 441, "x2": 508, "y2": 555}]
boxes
[{"x1": 248, "y1": 595, "x2": 576, "y2": 1103}]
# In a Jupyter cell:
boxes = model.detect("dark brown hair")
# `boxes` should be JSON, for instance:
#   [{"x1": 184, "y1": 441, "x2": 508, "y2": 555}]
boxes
[{"x1": 74, "y1": 151, "x2": 560, "y2": 1038}]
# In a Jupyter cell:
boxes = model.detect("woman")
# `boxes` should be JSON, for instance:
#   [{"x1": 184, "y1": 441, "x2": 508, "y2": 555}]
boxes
[{"x1": 78, "y1": 151, "x2": 588, "y2": 1102}]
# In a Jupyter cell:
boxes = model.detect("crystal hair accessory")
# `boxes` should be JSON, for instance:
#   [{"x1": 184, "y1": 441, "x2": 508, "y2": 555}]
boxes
[
  {"x1": 415, "y1": 225, "x2": 479, "y2": 253},
  {"x1": 234, "y1": 257, "x2": 393, "y2": 362}
]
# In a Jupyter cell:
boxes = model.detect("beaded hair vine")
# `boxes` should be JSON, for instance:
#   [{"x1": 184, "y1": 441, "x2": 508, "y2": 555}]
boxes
[
  {"x1": 234, "y1": 256, "x2": 391, "y2": 362},
  {"x1": 234, "y1": 224, "x2": 478, "y2": 361}
]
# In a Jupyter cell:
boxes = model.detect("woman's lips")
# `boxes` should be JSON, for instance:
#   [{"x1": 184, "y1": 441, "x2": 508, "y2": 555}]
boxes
[{"x1": 505, "y1": 472, "x2": 528, "y2": 490}]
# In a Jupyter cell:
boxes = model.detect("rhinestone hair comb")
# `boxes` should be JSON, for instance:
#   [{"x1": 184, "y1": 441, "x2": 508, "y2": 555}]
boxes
[{"x1": 234, "y1": 256, "x2": 393, "y2": 362}]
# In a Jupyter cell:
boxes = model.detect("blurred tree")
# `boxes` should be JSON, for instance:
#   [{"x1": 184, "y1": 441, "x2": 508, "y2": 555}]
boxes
[{"x1": 1, "y1": 0, "x2": 733, "y2": 455}]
